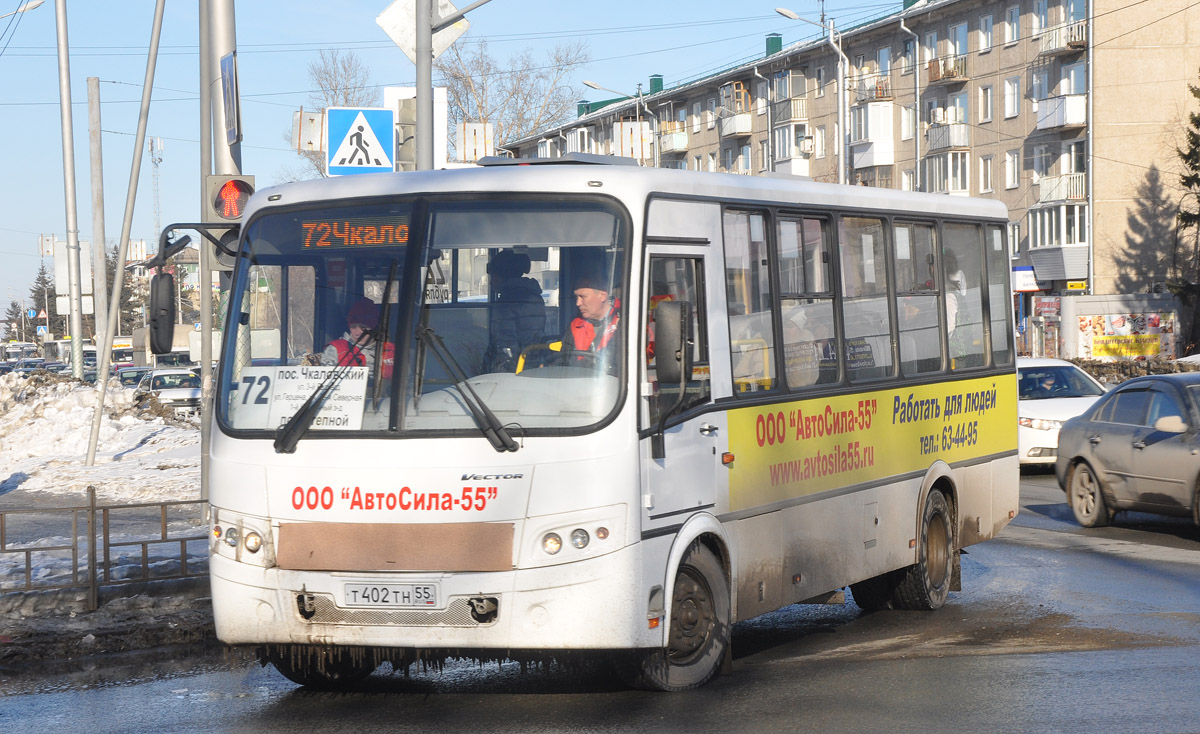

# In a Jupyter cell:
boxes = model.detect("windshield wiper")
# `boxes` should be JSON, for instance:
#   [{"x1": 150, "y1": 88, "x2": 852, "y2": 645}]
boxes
[
  {"x1": 418, "y1": 326, "x2": 518, "y2": 453},
  {"x1": 272, "y1": 332, "x2": 369, "y2": 454}
]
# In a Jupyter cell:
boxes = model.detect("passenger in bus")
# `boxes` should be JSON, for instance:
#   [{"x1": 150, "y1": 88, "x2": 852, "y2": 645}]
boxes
[
  {"x1": 321, "y1": 297, "x2": 395, "y2": 378},
  {"x1": 782, "y1": 307, "x2": 820, "y2": 387},
  {"x1": 484, "y1": 249, "x2": 547, "y2": 372},
  {"x1": 565, "y1": 273, "x2": 620, "y2": 368}
]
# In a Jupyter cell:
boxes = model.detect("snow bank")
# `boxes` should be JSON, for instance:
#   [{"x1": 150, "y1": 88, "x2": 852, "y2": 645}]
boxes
[{"x1": 0, "y1": 373, "x2": 200, "y2": 504}]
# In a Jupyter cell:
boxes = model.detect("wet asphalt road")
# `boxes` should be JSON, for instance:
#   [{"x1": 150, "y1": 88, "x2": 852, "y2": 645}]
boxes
[{"x1": 3, "y1": 471, "x2": 1200, "y2": 733}]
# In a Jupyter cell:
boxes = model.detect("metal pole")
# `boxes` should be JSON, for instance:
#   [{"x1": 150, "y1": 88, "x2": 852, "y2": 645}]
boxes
[
  {"x1": 198, "y1": 0, "x2": 214, "y2": 505},
  {"x1": 416, "y1": 0, "x2": 434, "y2": 171},
  {"x1": 899, "y1": 19, "x2": 920, "y2": 191},
  {"x1": 86, "y1": 0, "x2": 166, "y2": 466},
  {"x1": 53, "y1": 0, "x2": 84, "y2": 379},
  {"x1": 828, "y1": 21, "x2": 849, "y2": 186},
  {"x1": 209, "y1": 0, "x2": 240, "y2": 174},
  {"x1": 87, "y1": 77, "x2": 110, "y2": 347}
]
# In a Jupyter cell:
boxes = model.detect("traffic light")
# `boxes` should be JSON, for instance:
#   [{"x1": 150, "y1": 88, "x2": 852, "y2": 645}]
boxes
[
  {"x1": 204, "y1": 174, "x2": 255, "y2": 271},
  {"x1": 395, "y1": 98, "x2": 416, "y2": 172}
]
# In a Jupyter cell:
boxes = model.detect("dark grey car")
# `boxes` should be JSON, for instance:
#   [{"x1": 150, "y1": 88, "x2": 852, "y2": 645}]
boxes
[{"x1": 1055, "y1": 372, "x2": 1200, "y2": 527}]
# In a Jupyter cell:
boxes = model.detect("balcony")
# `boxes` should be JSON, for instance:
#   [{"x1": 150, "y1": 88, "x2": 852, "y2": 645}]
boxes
[
  {"x1": 927, "y1": 55, "x2": 968, "y2": 86},
  {"x1": 658, "y1": 121, "x2": 689, "y2": 154},
  {"x1": 855, "y1": 74, "x2": 892, "y2": 103},
  {"x1": 925, "y1": 122, "x2": 969, "y2": 151},
  {"x1": 772, "y1": 96, "x2": 809, "y2": 123},
  {"x1": 1038, "y1": 172, "x2": 1086, "y2": 203},
  {"x1": 1039, "y1": 21, "x2": 1088, "y2": 56},
  {"x1": 718, "y1": 111, "x2": 753, "y2": 138},
  {"x1": 1037, "y1": 94, "x2": 1087, "y2": 130}
]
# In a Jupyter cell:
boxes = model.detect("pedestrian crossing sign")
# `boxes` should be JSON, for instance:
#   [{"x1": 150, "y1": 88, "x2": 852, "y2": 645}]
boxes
[{"x1": 325, "y1": 107, "x2": 396, "y2": 176}]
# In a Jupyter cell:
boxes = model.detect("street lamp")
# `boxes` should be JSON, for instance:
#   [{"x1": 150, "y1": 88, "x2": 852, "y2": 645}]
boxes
[
  {"x1": 0, "y1": 0, "x2": 44, "y2": 20},
  {"x1": 777, "y1": 6, "x2": 849, "y2": 185},
  {"x1": 583, "y1": 80, "x2": 659, "y2": 167}
]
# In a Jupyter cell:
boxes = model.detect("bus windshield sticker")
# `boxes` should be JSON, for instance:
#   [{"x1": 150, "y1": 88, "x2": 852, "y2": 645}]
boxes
[{"x1": 228, "y1": 365, "x2": 368, "y2": 431}]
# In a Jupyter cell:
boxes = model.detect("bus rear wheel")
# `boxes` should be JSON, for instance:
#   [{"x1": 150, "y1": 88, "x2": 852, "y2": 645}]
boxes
[
  {"x1": 892, "y1": 489, "x2": 954, "y2": 611},
  {"x1": 263, "y1": 645, "x2": 376, "y2": 689},
  {"x1": 619, "y1": 543, "x2": 730, "y2": 691}
]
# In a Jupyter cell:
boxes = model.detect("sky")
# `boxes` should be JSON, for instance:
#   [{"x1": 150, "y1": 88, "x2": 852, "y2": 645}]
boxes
[{"x1": 0, "y1": 0, "x2": 899, "y2": 332}]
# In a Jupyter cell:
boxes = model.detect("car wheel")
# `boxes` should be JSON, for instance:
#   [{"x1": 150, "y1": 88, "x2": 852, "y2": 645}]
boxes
[{"x1": 1069, "y1": 462, "x2": 1109, "y2": 528}]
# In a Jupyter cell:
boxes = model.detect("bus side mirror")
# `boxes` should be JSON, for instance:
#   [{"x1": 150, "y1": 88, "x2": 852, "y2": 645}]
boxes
[
  {"x1": 654, "y1": 300, "x2": 693, "y2": 387},
  {"x1": 148, "y1": 272, "x2": 176, "y2": 354}
]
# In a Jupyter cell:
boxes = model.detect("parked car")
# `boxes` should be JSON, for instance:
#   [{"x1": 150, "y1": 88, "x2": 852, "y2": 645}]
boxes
[
  {"x1": 1055, "y1": 372, "x2": 1200, "y2": 527},
  {"x1": 133, "y1": 369, "x2": 202, "y2": 414},
  {"x1": 117, "y1": 366, "x2": 153, "y2": 388},
  {"x1": 12, "y1": 358, "x2": 46, "y2": 376},
  {"x1": 1017, "y1": 358, "x2": 1107, "y2": 466}
]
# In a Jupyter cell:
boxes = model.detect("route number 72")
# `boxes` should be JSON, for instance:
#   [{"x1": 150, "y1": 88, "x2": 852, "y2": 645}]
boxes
[{"x1": 241, "y1": 375, "x2": 271, "y2": 404}]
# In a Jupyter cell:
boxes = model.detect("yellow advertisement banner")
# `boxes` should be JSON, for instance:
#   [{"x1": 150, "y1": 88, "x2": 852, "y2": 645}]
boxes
[
  {"x1": 727, "y1": 375, "x2": 1017, "y2": 512},
  {"x1": 1092, "y1": 334, "x2": 1161, "y2": 358}
]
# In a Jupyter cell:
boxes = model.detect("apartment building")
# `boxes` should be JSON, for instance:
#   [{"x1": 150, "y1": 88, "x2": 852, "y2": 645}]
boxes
[{"x1": 503, "y1": 0, "x2": 1200, "y2": 356}]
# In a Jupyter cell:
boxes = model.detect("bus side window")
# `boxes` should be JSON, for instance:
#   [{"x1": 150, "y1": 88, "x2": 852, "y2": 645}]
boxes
[
  {"x1": 778, "y1": 215, "x2": 837, "y2": 389},
  {"x1": 839, "y1": 216, "x2": 894, "y2": 382},
  {"x1": 943, "y1": 223, "x2": 987, "y2": 369},
  {"x1": 894, "y1": 222, "x2": 943, "y2": 376},
  {"x1": 723, "y1": 210, "x2": 777, "y2": 394},
  {"x1": 646, "y1": 256, "x2": 709, "y2": 423}
]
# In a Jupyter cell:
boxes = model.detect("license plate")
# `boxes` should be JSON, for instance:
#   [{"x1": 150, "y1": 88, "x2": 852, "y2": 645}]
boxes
[{"x1": 343, "y1": 583, "x2": 439, "y2": 608}]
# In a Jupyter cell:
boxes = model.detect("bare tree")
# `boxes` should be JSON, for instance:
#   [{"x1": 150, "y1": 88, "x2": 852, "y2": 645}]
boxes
[
  {"x1": 435, "y1": 39, "x2": 590, "y2": 157},
  {"x1": 278, "y1": 49, "x2": 380, "y2": 182}
]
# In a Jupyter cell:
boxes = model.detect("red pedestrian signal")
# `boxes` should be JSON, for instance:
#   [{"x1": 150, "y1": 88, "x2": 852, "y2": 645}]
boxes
[{"x1": 205, "y1": 174, "x2": 255, "y2": 222}]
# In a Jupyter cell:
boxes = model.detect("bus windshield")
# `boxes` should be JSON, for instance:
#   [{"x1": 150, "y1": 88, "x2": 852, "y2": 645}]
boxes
[{"x1": 218, "y1": 195, "x2": 628, "y2": 440}]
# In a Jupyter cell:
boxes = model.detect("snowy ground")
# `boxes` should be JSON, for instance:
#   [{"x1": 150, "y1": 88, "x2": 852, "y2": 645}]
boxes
[
  {"x1": 0, "y1": 371, "x2": 204, "y2": 597},
  {"x1": 0, "y1": 371, "x2": 200, "y2": 504}
]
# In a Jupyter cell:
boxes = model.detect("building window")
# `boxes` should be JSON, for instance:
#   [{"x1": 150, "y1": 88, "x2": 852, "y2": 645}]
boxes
[
  {"x1": 924, "y1": 98, "x2": 938, "y2": 125},
  {"x1": 707, "y1": 98, "x2": 716, "y2": 129},
  {"x1": 759, "y1": 140, "x2": 770, "y2": 170},
  {"x1": 1065, "y1": 139, "x2": 1086, "y2": 174},
  {"x1": 1004, "y1": 77, "x2": 1021, "y2": 118},
  {"x1": 924, "y1": 31, "x2": 938, "y2": 62},
  {"x1": 949, "y1": 151, "x2": 968, "y2": 192},
  {"x1": 948, "y1": 23, "x2": 967, "y2": 58},
  {"x1": 902, "y1": 169, "x2": 915, "y2": 191},
  {"x1": 1032, "y1": 144, "x2": 1050, "y2": 183},
  {"x1": 1033, "y1": 0, "x2": 1048, "y2": 35},
  {"x1": 851, "y1": 106, "x2": 867, "y2": 143},
  {"x1": 948, "y1": 91, "x2": 967, "y2": 123},
  {"x1": 980, "y1": 85, "x2": 993, "y2": 122},
  {"x1": 1005, "y1": 149, "x2": 1020, "y2": 188},
  {"x1": 980, "y1": 155, "x2": 994, "y2": 193},
  {"x1": 1008, "y1": 222, "x2": 1021, "y2": 258},
  {"x1": 901, "y1": 105, "x2": 915, "y2": 141},
  {"x1": 1005, "y1": 6, "x2": 1020, "y2": 43},
  {"x1": 692, "y1": 101, "x2": 701, "y2": 133},
  {"x1": 694, "y1": 154, "x2": 702, "y2": 171},
  {"x1": 1031, "y1": 70, "x2": 1048, "y2": 112},
  {"x1": 773, "y1": 70, "x2": 790, "y2": 99},
  {"x1": 901, "y1": 38, "x2": 915, "y2": 74},
  {"x1": 877, "y1": 46, "x2": 891, "y2": 75},
  {"x1": 708, "y1": 152, "x2": 717, "y2": 172},
  {"x1": 815, "y1": 66, "x2": 827, "y2": 97},
  {"x1": 980, "y1": 14, "x2": 994, "y2": 51},
  {"x1": 773, "y1": 123, "x2": 810, "y2": 160},
  {"x1": 723, "y1": 147, "x2": 734, "y2": 171},
  {"x1": 1064, "y1": 62, "x2": 1086, "y2": 95},
  {"x1": 815, "y1": 125, "x2": 826, "y2": 158}
]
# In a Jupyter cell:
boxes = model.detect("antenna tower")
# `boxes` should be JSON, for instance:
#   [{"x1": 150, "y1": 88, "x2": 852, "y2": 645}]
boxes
[{"x1": 149, "y1": 137, "x2": 164, "y2": 246}]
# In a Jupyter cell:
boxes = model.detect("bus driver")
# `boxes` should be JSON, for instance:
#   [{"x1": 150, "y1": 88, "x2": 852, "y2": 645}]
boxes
[{"x1": 321, "y1": 297, "x2": 395, "y2": 379}]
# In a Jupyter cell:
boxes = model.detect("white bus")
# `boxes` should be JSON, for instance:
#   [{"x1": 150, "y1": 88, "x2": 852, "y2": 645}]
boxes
[{"x1": 193, "y1": 157, "x2": 1018, "y2": 690}]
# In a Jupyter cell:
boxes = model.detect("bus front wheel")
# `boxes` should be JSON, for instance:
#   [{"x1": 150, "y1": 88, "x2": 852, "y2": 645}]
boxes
[
  {"x1": 891, "y1": 489, "x2": 954, "y2": 611},
  {"x1": 619, "y1": 543, "x2": 730, "y2": 691}
]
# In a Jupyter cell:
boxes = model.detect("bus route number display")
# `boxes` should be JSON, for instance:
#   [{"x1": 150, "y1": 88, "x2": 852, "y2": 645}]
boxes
[
  {"x1": 301, "y1": 215, "x2": 409, "y2": 249},
  {"x1": 228, "y1": 365, "x2": 368, "y2": 431}
]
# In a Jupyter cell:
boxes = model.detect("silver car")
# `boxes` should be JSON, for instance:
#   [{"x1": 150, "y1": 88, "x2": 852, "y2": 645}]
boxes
[
  {"x1": 134, "y1": 369, "x2": 202, "y2": 414},
  {"x1": 1055, "y1": 372, "x2": 1200, "y2": 527}
]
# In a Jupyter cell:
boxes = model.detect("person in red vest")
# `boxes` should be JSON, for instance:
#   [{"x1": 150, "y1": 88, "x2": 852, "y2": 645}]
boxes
[
  {"x1": 564, "y1": 273, "x2": 620, "y2": 369},
  {"x1": 321, "y1": 297, "x2": 394, "y2": 379}
]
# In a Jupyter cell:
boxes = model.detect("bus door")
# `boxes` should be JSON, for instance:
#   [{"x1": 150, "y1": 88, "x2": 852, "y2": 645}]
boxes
[{"x1": 640, "y1": 248, "x2": 725, "y2": 531}]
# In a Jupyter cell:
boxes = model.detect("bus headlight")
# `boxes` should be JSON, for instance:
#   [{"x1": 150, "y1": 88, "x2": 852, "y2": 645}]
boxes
[
  {"x1": 243, "y1": 531, "x2": 263, "y2": 553},
  {"x1": 224, "y1": 526, "x2": 240, "y2": 547},
  {"x1": 570, "y1": 528, "x2": 590, "y2": 549},
  {"x1": 542, "y1": 533, "x2": 563, "y2": 555}
]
